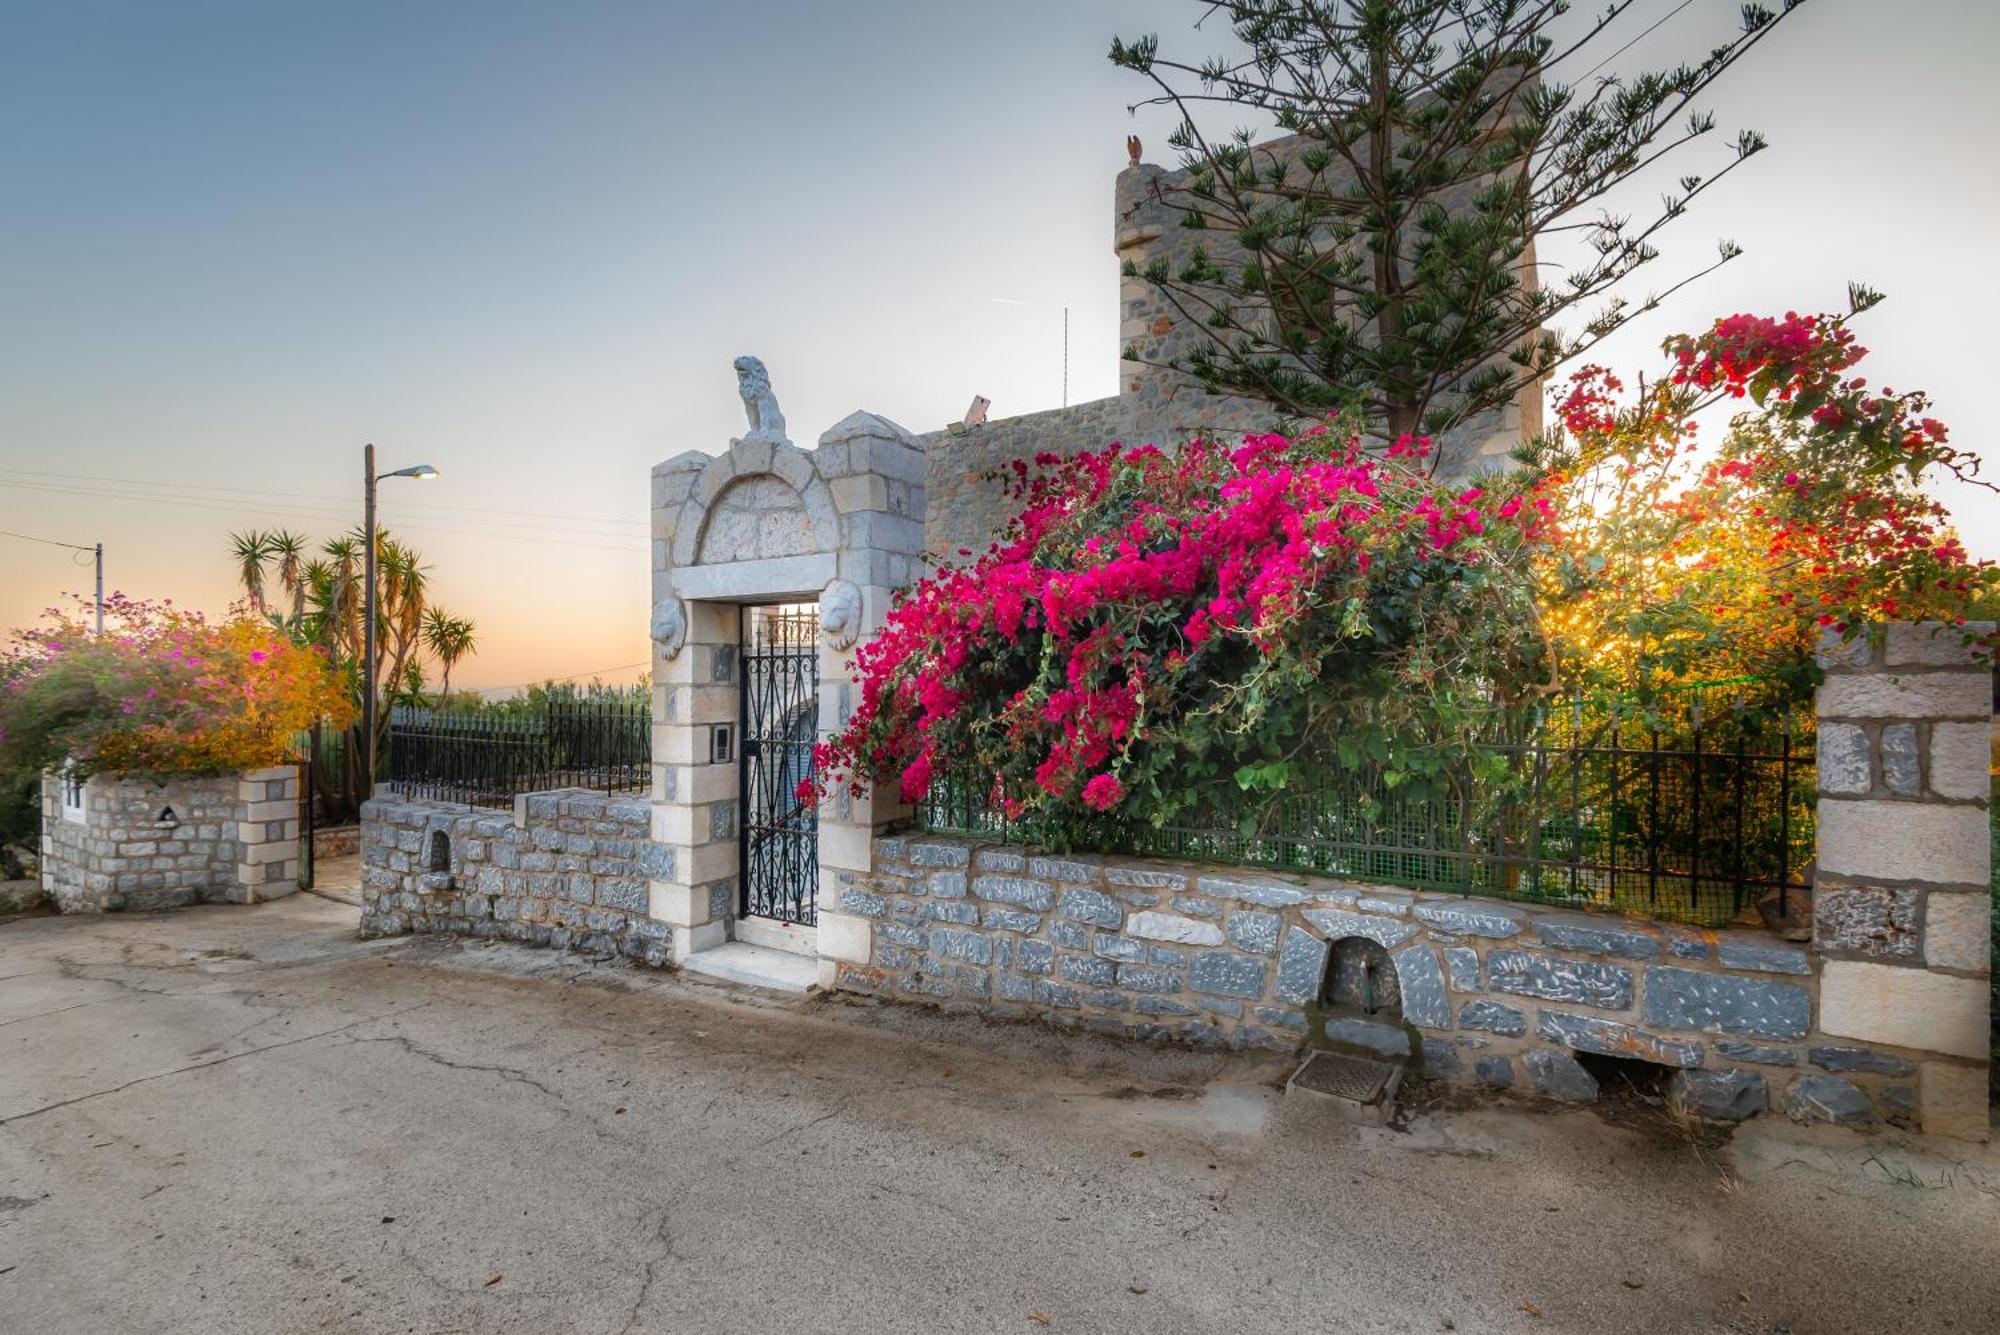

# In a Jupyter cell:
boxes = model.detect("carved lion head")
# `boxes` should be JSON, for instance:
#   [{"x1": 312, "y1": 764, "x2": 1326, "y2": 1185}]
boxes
[{"x1": 732, "y1": 355, "x2": 769, "y2": 393}]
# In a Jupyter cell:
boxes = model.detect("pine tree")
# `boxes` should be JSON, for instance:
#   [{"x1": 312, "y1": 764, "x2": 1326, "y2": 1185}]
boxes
[{"x1": 1110, "y1": 0, "x2": 1804, "y2": 463}]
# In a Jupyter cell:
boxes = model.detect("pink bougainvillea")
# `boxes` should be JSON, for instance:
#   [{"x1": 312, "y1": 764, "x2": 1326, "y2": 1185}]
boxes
[
  {"x1": 810, "y1": 426, "x2": 1547, "y2": 828},
  {"x1": 808, "y1": 308, "x2": 1993, "y2": 835}
]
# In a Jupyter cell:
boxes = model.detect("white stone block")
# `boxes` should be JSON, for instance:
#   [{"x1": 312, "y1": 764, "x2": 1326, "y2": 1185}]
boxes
[
  {"x1": 673, "y1": 922, "x2": 726, "y2": 958},
  {"x1": 1884, "y1": 621, "x2": 1994, "y2": 667},
  {"x1": 829, "y1": 473, "x2": 889, "y2": 514},
  {"x1": 652, "y1": 724, "x2": 711, "y2": 768},
  {"x1": 1125, "y1": 911, "x2": 1226, "y2": 945},
  {"x1": 733, "y1": 437, "x2": 775, "y2": 478},
  {"x1": 695, "y1": 453, "x2": 736, "y2": 506},
  {"x1": 1819, "y1": 960, "x2": 1988, "y2": 1060},
  {"x1": 1920, "y1": 1061, "x2": 1991, "y2": 1142},
  {"x1": 651, "y1": 804, "x2": 703, "y2": 848},
  {"x1": 242, "y1": 799, "x2": 294, "y2": 823},
  {"x1": 673, "y1": 553, "x2": 836, "y2": 602},
  {"x1": 665, "y1": 763, "x2": 736, "y2": 805},
  {"x1": 687, "y1": 601, "x2": 740, "y2": 640},
  {"x1": 815, "y1": 910, "x2": 872, "y2": 964},
  {"x1": 818, "y1": 409, "x2": 918, "y2": 448},
  {"x1": 1928, "y1": 722, "x2": 1992, "y2": 801},
  {"x1": 818, "y1": 821, "x2": 873, "y2": 873},
  {"x1": 648, "y1": 880, "x2": 709, "y2": 927},
  {"x1": 689, "y1": 684, "x2": 737, "y2": 725},
  {"x1": 1817, "y1": 672, "x2": 1988, "y2": 721},
  {"x1": 1924, "y1": 892, "x2": 1992, "y2": 974},
  {"x1": 771, "y1": 445, "x2": 814, "y2": 492},
  {"x1": 1817, "y1": 800, "x2": 1989, "y2": 886},
  {"x1": 812, "y1": 441, "x2": 850, "y2": 479}
]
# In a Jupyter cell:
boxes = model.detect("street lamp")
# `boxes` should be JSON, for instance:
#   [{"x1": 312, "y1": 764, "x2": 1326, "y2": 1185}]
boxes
[{"x1": 362, "y1": 444, "x2": 439, "y2": 794}]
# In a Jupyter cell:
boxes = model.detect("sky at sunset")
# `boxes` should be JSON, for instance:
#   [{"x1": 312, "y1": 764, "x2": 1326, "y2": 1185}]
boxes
[{"x1": 3, "y1": 0, "x2": 1996, "y2": 691}]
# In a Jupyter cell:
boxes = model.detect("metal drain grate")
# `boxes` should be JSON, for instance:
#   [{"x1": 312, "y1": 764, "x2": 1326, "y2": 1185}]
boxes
[{"x1": 1290, "y1": 1050, "x2": 1398, "y2": 1105}]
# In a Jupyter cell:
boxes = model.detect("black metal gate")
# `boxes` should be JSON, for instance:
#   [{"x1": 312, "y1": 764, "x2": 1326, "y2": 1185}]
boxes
[{"x1": 740, "y1": 605, "x2": 820, "y2": 925}]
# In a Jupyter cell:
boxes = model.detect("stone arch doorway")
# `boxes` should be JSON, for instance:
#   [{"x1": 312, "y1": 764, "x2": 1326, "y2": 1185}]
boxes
[{"x1": 643, "y1": 399, "x2": 925, "y2": 989}]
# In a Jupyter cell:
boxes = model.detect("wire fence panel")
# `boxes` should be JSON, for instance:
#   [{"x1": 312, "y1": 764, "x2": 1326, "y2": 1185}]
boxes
[
  {"x1": 387, "y1": 700, "x2": 651, "y2": 809},
  {"x1": 918, "y1": 679, "x2": 1815, "y2": 928}
]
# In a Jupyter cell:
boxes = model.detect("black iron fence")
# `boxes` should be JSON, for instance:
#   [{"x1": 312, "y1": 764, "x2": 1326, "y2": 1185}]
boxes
[
  {"x1": 918, "y1": 679, "x2": 1815, "y2": 928},
  {"x1": 387, "y1": 699, "x2": 651, "y2": 809}
]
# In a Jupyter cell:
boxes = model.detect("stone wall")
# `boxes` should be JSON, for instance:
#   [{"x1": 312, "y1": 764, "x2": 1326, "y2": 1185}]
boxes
[
  {"x1": 920, "y1": 394, "x2": 1142, "y2": 563},
  {"x1": 915, "y1": 150, "x2": 1538, "y2": 560},
  {"x1": 359, "y1": 788, "x2": 670, "y2": 966},
  {"x1": 1810, "y1": 623, "x2": 1993, "y2": 1139},
  {"x1": 38, "y1": 766, "x2": 301, "y2": 913},
  {"x1": 836, "y1": 825, "x2": 1982, "y2": 1136}
]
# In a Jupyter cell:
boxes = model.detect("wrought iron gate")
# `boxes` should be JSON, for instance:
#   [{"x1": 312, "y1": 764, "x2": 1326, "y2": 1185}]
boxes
[{"x1": 740, "y1": 605, "x2": 820, "y2": 925}]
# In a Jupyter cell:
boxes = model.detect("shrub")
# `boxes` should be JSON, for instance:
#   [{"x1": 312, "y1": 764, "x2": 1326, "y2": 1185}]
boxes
[
  {"x1": 1529, "y1": 299, "x2": 1997, "y2": 695},
  {"x1": 0, "y1": 595, "x2": 355, "y2": 787},
  {"x1": 815, "y1": 429, "x2": 1549, "y2": 837},
  {"x1": 817, "y1": 307, "x2": 1994, "y2": 839}
]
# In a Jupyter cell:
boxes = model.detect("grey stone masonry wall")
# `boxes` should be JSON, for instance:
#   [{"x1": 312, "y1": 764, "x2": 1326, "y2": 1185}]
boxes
[
  {"x1": 838, "y1": 834, "x2": 1892, "y2": 1130},
  {"x1": 915, "y1": 149, "x2": 1539, "y2": 560},
  {"x1": 1812, "y1": 622, "x2": 1993, "y2": 1141},
  {"x1": 360, "y1": 789, "x2": 668, "y2": 965},
  {"x1": 38, "y1": 765, "x2": 300, "y2": 913}
]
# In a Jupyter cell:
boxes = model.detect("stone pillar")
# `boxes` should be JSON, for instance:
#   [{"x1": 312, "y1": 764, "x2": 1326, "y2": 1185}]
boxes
[
  {"x1": 646, "y1": 600, "x2": 740, "y2": 960},
  {"x1": 1813, "y1": 621, "x2": 1993, "y2": 1141},
  {"x1": 231, "y1": 764, "x2": 302, "y2": 903},
  {"x1": 811, "y1": 413, "x2": 926, "y2": 990},
  {"x1": 645, "y1": 399, "x2": 922, "y2": 978}
]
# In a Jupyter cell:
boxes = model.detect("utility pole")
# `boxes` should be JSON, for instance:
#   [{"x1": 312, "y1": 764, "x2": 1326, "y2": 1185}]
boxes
[
  {"x1": 361, "y1": 446, "x2": 441, "y2": 796},
  {"x1": 362, "y1": 443, "x2": 377, "y2": 796},
  {"x1": 0, "y1": 530, "x2": 103, "y2": 628}
]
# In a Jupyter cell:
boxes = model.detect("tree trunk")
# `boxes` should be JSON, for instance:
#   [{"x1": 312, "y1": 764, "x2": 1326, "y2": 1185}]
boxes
[{"x1": 1367, "y1": 36, "x2": 1418, "y2": 445}]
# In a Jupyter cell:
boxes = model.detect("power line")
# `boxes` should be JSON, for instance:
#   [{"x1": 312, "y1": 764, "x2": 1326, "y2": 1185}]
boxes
[
  {"x1": 0, "y1": 465, "x2": 652, "y2": 533},
  {"x1": 0, "y1": 480, "x2": 649, "y2": 555},
  {"x1": 0, "y1": 527, "x2": 95, "y2": 553},
  {"x1": 1575, "y1": 0, "x2": 1694, "y2": 81}
]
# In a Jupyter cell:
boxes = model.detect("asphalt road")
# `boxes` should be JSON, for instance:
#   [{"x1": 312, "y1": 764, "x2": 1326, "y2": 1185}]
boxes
[{"x1": 1, "y1": 891, "x2": 1996, "y2": 1334}]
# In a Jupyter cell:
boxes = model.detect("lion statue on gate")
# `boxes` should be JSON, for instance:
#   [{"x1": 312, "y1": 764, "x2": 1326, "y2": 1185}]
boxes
[{"x1": 732, "y1": 355, "x2": 790, "y2": 446}]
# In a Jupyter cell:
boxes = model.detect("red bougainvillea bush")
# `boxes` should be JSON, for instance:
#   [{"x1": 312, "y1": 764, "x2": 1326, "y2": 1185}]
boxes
[
  {"x1": 813, "y1": 430, "x2": 1551, "y2": 834},
  {"x1": 814, "y1": 304, "x2": 1994, "y2": 833}
]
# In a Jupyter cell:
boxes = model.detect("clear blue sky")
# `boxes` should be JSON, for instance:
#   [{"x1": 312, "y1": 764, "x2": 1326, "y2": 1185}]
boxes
[{"x1": 3, "y1": 0, "x2": 1995, "y2": 688}]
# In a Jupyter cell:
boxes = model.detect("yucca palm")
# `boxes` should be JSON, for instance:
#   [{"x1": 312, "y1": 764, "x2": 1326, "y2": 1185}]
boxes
[
  {"x1": 222, "y1": 523, "x2": 476, "y2": 794},
  {"x1": 422, "y1": 608, "x2": 478, "y2": 699},
  {"x1": 230, "y1": 530, "x2": 273, "y2": 612},
  {"x1": 268, "y1": 530, "x2": 307, "y2": 621},
  {"x1": 321, "y1": 536, "x2": 363, "y2": 660}
]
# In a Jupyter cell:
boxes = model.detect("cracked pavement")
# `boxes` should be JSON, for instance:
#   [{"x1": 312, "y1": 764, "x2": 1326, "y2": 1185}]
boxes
[{"x1": 1, "y1": 892, "x2": 1997, "y2": 1333}]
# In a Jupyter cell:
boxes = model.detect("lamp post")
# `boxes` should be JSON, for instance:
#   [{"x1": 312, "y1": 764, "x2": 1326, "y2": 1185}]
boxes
[{"x1": 362, "y1": 443, "x2": 439, "y2": 795}]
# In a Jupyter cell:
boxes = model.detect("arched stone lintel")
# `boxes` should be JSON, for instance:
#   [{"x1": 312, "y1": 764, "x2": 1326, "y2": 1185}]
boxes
[{"x1": 670, "y1": 438, "x2": 839, "y2": 570}]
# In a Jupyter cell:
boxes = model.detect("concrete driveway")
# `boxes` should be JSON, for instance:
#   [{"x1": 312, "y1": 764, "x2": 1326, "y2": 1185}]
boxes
[{"x1": 1, "y1": 892, "x2": 1995, "y2": 1334}]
